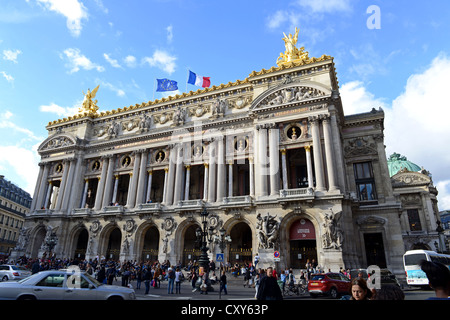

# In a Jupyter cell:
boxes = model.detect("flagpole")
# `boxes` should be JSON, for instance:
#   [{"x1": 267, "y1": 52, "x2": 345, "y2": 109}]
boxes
[
  {"x1": 186, "y1": 68, "x2": 189, "y2": 93},
  {"x1": 153, "y1": 79, "x2": 156, "y2": 101}
]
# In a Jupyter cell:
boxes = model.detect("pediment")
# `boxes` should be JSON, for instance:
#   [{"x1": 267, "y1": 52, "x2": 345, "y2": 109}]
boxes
[
  {"x1": 38, "y1": 133, "x2": 78, "y2": 152},
  {"x1": 391, "y1": 171, "x2": 431, "y2": 187},
  {"x1": 250, "y1": 80, "x2": 332, "y2": 111}
]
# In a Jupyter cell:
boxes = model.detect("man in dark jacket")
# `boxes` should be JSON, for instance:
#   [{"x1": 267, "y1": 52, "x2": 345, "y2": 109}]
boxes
[{"x1": 256, "y1": 267, "x2": 283, "y2": 300}]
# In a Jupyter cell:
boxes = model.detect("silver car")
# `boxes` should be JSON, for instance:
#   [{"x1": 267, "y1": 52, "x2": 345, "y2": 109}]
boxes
[
  {"x1": 0, "y1": 269, "x2": 136, "y2": 300},
  {"x1": 0, "y1": 265, "x2": 31, "y2": 281}
]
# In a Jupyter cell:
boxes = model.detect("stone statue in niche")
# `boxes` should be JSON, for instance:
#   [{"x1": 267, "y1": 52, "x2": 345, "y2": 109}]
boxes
[{"x1": 256, "y1": 213, "x2": 280, "y2": 249}]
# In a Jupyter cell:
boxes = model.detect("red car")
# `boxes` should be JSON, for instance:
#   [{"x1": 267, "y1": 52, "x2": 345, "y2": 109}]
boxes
[{"x1": 307, "y1": 273, "x2": 351, "y2": 299}]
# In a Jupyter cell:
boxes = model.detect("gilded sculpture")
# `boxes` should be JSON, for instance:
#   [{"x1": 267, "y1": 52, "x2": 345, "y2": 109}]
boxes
[
  {"x1": 276, "y1": 27, "x2": 310, "y2": 67},
  {"x1": 79, "y1": 85, "x2": 100, "y2": 115}
]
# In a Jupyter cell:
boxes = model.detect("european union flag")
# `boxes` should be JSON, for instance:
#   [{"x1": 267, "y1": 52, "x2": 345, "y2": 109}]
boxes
[{"x1": 156, "y1": 78, "x2": 178, "y2": 92}]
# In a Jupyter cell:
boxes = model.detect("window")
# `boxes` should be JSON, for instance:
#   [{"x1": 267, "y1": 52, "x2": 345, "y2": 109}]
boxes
[
  {"x1": 407, "y1": 209, "x2": 422, "y2": 231},
  {"x1": 353, "y1": 162, "x2": 377, "y2": 202},
  {"x1": 36, "y1": 274, "x2": 65, "y2": 287}
]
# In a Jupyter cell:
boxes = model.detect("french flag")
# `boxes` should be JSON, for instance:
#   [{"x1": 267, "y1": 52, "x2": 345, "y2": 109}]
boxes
[{"x1": 188, "y1": 70, "x2": 211, "y2": 88}]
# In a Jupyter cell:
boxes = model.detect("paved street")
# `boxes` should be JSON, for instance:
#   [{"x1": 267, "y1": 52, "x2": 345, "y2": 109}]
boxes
[{"x1": 112, "y1": 272, "x2": 435, "y2": 301}]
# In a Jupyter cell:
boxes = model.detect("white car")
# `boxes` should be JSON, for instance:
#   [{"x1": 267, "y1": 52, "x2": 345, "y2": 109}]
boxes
[
  {"x1": 0, "y1": 269, "x2": 136, "y2": 300},
  {"x1": 0, "y1": 265, "x2": 32, "y2": 281}
]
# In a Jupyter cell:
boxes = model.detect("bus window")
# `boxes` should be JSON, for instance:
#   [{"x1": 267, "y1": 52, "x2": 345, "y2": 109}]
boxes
[{"x1": 404, "y1": 253, "x2": 427, "y2": 266}]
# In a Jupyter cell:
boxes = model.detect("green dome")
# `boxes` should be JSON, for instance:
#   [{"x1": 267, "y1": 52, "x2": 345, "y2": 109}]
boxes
[{"x1": 387, "y1": 153, "x2": 421, "y2": 177}]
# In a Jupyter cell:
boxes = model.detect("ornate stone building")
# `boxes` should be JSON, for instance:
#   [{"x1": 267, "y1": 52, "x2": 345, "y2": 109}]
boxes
[
  {"x1": 0, "y1": 175, "x2": 31, "y2": 257},
  {"x1": 11, "y1": 30, "x2": 443, "y2": 283}
]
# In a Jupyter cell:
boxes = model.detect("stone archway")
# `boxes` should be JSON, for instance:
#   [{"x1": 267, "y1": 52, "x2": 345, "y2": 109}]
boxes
[
  {"x1": 97, "y1": 225, "x2": 122, "y2": 261},
  {"x1": 228, "y1": 222, "x2": 252, "y2": 265},
  {"x1": 288, "y1": 218, "x2": 317, "y2": 269},
  {"x1": 73, "y1": 228, "x2": 89, "y2": 260},
  {"x1": 134, "y1": 223, "x2": 160, "y2": 263},
  {"x1": 30, "y1": 226, "x2": 47, "y2": 259}
]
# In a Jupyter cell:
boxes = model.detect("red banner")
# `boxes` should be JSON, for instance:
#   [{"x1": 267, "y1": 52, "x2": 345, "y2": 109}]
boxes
[{"x1": 289, "y1": 219, "x2": 316, "y2": 240}]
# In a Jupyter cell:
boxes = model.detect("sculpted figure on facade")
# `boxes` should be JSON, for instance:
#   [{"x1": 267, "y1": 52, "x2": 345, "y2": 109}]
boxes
[
  {"x1": 14, "y1": 227, "x2": 31, "y2": 251},
  {"x1": 256, "y1": 213, "x2": 280, "y2": 249},
  {"x1": 138, "y1": 114, "x2": 152, "y2": 133},
  {"x1": 172, "y1": 106, "x2": 186, "y2": 126},
  {"x1": 211, "y1": 98, "x2": 227, "y2": 117},
  {"x1": 79, "y1": 85, "x2": 100, "y2": 115},
  {"x1": 106, "y1": 121, "x2": 120, "y2": 139},
  {"x1": 322, "y1": 209, "x2": 344, "y2": 249}
]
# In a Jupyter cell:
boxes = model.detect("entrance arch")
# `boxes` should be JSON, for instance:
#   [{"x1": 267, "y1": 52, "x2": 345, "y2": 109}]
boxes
[
  {"x1": 73, "y1": 228, "x2": 89, "y2": 260},
  {"x1": 182, "y1": 224, "x2": 201, "y2": 266},
  {"x1": 141, "y1": 226, "x2": 160, "y2": 263},
  {"x1": 289, "y1": 218, "x2": 317, "y2": 269},
  {"x1": 229, "y1": 222, "x2": 252, "y2": 265},
  {"x1": 106, "y1": 227, "x2": 121, "y2": 260},
  {"x1": 30, "y1": 227, "x2": 46, "y2": 258}
]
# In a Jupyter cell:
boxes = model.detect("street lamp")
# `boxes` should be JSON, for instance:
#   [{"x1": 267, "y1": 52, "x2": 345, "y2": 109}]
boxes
[
  {"x1": 214, "y1": 226, "x2": 231, "y2": 299},
  {"x1": 195, "y1": 208, "x2": 214, "y2": 292},
  {"x1": 45, "y1": 231, "x2": 58, "y2": 260}
]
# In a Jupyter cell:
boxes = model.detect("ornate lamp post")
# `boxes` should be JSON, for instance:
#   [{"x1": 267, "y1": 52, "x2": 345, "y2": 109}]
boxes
[
  {"x1": 45, "y1": 231, "x2": 58, "y2": 260},
  {"x1": 195, "y1": 208, "x2": 214, "y2": 291},
  {"x1": 215, "y1": 226, "x2": 231, "y2": 299}
]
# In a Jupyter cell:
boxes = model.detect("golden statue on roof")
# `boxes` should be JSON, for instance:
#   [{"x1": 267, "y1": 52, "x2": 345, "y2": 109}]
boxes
[
  {"x1": 79, "y1": 85, "x2": 100, "y2": 115},
  {"x1": 276, "y1": 27, "x2": 310, "y2": 67}
]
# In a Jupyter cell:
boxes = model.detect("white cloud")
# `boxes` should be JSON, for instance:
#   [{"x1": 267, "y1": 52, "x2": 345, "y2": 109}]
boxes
[
  {"x1": 0, "y1": 145, "x2": 40, "y2": 195},
  {"x1": 99, "y1": 81, "x2": 125, "y2": 97},
  {"x1": 103, "y1": 53, "x2": 122, "y2": 68},
  {"x1": 62, "y1": 48, "x2": 105, "y2": 73},
  {"x1": 39, "y1": 103, "x2": 79, "y2": 117},
  {"x1": 342, "y1": 53, "x2": 450, "y2": 210},
  {"x1": 0, "y1": 111, "x2": 42, "y2": 141},
  {"x1": 340, "y1": 81, "x2": 387, "y2": 116},
  {"x1": 124, "y1": 55, "x2": 137, "y2": 68},
  {"x1": 142, "y1": 50, "x2": 177, "y2": 74},
  {"x1": 36, "y1": 0, "x2": 88, "y2": 37},
  {"x1": 0, "y1": 71, "x2": 14, "y2": 83},
  {"x1": 3, "y1": 49, "x2": 22, "y2": 63},
  {"x1": 167, "y1": 25, "x2": 173, "y2": 43},
  {"x1": 296, "y1": 0, "x2": 352, "y2": 13}
]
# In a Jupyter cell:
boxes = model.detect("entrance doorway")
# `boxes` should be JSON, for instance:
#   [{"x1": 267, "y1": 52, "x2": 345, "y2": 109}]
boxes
[
  {"x1": 74, "y1": 229, "x2": 88, "y2": 260},
  {"x1": 182, "y1": 224, "x2": 201, "y2": 266},
  {"x1": 229, "y1": 222, "x2": 252, "y2": 265},
  {"x1": 106, "y1": 228, "x2": 121, "y2": 260},
  {"x1": 289, "y1": 218, "x2": 317, "y2": 269},
  {"x1": 364, "y1": 233, "x2": 387, "y2": 268},
  {"x1": 141, "y1": 226, "x2": 159, "y2": 262}
]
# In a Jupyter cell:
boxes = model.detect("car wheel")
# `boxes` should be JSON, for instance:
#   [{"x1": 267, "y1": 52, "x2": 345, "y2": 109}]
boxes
[
  {"x1": 1, "y1": 276, "x2": 8, "y2": 282},
  {"x1": 17, "y1": 295, "x2": 37, "y2": 301},
  {"x1": 329, "y1": 287, "x2": 338, "y2": 299}
]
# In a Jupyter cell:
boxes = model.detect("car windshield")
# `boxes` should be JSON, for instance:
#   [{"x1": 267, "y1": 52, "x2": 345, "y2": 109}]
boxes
[
  {"x1": 83, "y1": 272, "x2": 102, "y2": 286},
  {"x1": 311, "y1": 275, "x2": 325, "y2": 281}
]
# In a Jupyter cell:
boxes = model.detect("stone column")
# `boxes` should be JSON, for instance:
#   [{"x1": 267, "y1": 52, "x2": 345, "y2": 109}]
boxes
[
  {"x1": 304, "y1": 146, "x2": 314, "y2": 188},
  {"x1": 61, "y1": 158, "x2": 77, "y2": 211},
  {"x1": 80, "y1": 179, "x2": 89, "y2": 208},
  {"x1": 55, "y1": 160, "x2": 71, "y2": 211},
  {"x1": 310, "y1": 116, "x2": 326, "y2": 191},
  {"x1": 269, "y1": 124, "x2": 280, "y2": 196},
  {"x1": 249, "y1": 157, "x2": 255, "y2": 197},
  {"x1": 280, "y1": 149, "x2": 288, "y2": 190},
  {"x1": 35, "y1": 162, "x2": 50, "y2": 210},
  {"x1": 67, "y1": 156, "x2": 85, "y2": 211},
  {"x1": 165, "y1": 146, "x2": 176, "y2": 205},
  {"x1": 135, "y1": 150, "x2": 148, "y2": 205},
  {"x1": 228, "y1": 161, "x2": 233, "y2": 197},
  {"x1": 44, "y1": 181, "x2": 53, "y2": 210},
  {"x1": 184, "y1": 165, "x2": 191, "y2": 201},
  {"x1": 256, "y1": 125, "x2": 268, "y2": 196},
  {"x1": 203, "y1": 163, "x2": 209, "y2": 201},
  {"x1": 173, "y1": 145, "x2": 185, "y2": 205},
  {"x1": 208, "y1": 140, "x2": 217, "y2": 202},
  {"x1": 216, "y1": 137, "x2": 226, "y2": 202},
  {"x1": 322, "y1": 116, "x2": 338, "y2": 191},
  {"x1": 94, "y1": 157, "x2": 109, "y2": 210},
  {"x1": 112, "y1": 175, "x2": 119, "y2": 204},
  {"x1": 162, "y1": 167, "x2": 169, "y2": 204},
  {"x1": 146, "y1": 170, "x2": 153, "y2": 203},
  {"x1": 126, "y1": 151, "x2": 141, "y2": 208},
  {"x1": 102, "y1": 156, "x2": 116, "y2": 207},
  {"x1": 30, "y1": 163, "x2": 45, "y2": 211}
]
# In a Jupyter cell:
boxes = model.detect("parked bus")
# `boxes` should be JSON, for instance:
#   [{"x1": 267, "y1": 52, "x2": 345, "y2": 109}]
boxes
[{"x1": 403, "y1": 250, "x2": 450, "y2": 287}]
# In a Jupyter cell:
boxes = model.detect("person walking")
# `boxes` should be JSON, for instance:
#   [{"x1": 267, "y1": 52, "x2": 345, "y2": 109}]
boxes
[
  {"x1": 167, "y1": 267, "x2": 175, "y2": 294},
  {"x1": 256, "y1": 267, "x2": 283, "y2": 300},
  {"x1": 143, "y1": 267, "x2": 151, "y2": 295},
  {"x1": 220, "y1": 270, "x2": 228, "y2": 295},
  {"x1": 175, "y1": 267, "x2": 183, "y2": 294}
]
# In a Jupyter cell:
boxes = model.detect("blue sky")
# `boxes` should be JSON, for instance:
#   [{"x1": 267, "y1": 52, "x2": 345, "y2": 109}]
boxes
[{"x1": 1, "y1": 0, "x2": 450, "y2": 209}]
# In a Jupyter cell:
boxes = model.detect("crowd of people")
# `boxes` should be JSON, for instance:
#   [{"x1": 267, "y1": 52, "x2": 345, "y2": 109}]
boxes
[{"x1": 2, "y1": 254, "x2": 449, "y2": 300}]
